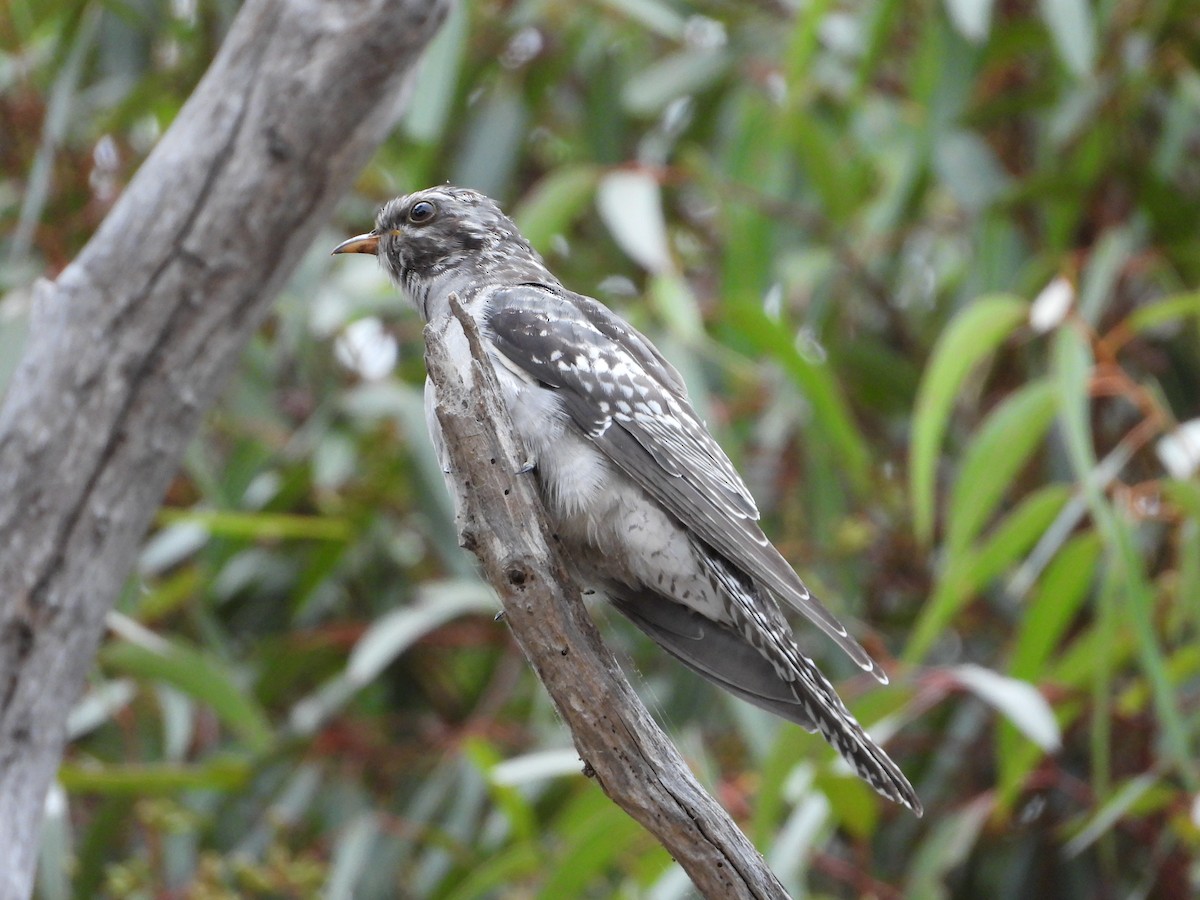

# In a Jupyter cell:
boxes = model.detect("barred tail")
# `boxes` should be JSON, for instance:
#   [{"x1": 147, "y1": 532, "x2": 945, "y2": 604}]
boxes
[{"x1": 612, "y1": 590, "x2": 921, "y2": 816}]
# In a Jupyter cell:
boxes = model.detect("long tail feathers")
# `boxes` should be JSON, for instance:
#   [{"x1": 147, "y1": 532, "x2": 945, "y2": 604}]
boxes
[{"x1": 612, "y1": 591, "x2": 922, "y2": 816}]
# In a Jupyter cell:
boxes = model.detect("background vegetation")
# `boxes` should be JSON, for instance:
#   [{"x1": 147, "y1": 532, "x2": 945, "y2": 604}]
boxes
[{"x1": 3, "y1": 0, "x2": 1200, "y2": 896}]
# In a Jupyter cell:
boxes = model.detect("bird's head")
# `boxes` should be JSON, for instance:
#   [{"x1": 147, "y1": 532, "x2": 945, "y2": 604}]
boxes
[{"x1": 332, "y1": 186, "x2": 551, "y2": 311}]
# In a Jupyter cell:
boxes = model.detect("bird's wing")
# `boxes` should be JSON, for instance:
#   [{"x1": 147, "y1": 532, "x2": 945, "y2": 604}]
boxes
[
  {"x1": 610, "y1": 591, "x2": 818, "y2": 729},
  {"x1": 484, "y1": 285, "x2": 887, "y2": 684}
]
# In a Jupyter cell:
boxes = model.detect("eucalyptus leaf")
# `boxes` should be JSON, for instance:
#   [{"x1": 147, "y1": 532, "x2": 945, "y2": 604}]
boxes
[
  {"x1": 951, "y1": 664, "x2": 1061, "y2": 751},
  {"x1": 596, "y1": 168, "x2": 673, "y2": 273},
  {"x1": 910, "y1": 296, "x2": 1029, "y2": 544},
  {"x1": 1039, "y1": 0, "x2": 1097, "y2": 77},
  {"x1": 944, "y1": 0, "x2": 994, "y2": 42}
]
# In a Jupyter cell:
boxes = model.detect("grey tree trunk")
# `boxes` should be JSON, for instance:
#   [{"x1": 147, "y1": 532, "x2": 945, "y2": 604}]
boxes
[{"x1": 0, "y1": 1, "x2": 448, "y2": 895}]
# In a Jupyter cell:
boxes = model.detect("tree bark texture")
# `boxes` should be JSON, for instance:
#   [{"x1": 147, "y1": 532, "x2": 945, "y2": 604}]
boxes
[
  {"x1": 424, "y1": 298, "x2": 791, "y2": 900},
  {"x1": 0, "y1": 1, "x2": 448, "y2": 895}
]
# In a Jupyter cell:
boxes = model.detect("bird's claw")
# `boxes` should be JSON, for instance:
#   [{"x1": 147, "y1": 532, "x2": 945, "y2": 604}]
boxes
[{"x1": 514, "y1": 458, "x2": 536, "y2": 475}]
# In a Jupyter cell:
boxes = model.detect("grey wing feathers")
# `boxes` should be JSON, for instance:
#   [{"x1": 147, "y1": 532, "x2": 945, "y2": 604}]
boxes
[
  {"x1": 484, "y1": 285, "x2": 887, "y2": 684},
  {"x1": 611, "y1": 592, "x2": 819, "y2": 729},
  {"x1": 568, "y1": 292, "x2": 690, "y2": 399}
]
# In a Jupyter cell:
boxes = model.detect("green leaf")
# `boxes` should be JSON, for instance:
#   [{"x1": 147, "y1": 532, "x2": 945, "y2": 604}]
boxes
[
  {"x1": 726, "y1": 302, "x2": 871, "y2": 491},
  {"x1": 765, "y1": 766, "x2": 832, "y2": 883},
  {"x1": 950, "y1": 664, "x2": 1060, "y2": 751},
  {"x1": 944, "y1": 0, "x2": 995, "y2": 43},
  {"x1": 946, "y1": 378, "x2": 1057, "y2": 553},
  {"x1": 1127, "y1": 290, "x2": 1200, "y2": 334},
  {"x1": 539, "y1": 790, "x2": 645, "y2": 898},
  {"x1": 598, "y1": 0, "x2": 686, "y2": 39},
  {"x1": 622, "y1": 49, "x2": 729, "y2": 117},
  {"x1": 971, "y1": 485, "x2": 1071, "y2": 586},
  {"x1": 910, "y1": 295, "x2": 1029, "y2": 545},
  {"x1": 465, "y1": 739, "x2": 543, "y2": 844},
  {"x1": 156, "y1": 508, "x2": 351, "y2": 542},
  {"x1": 596, "y1": 168, "x2": 673, "y2": 273},
  {"x1": 66, "y1": 679, "x2": 137, "y2": 740},
  {"x1": 1009, "y1": 531, "x2": 1100, "y2": 680},
  {"x1": 289, "y1": 581, "x2": 495, "y2": 736},
  {"x1": 1052, "y1": 328, "x2": 1198, "y2": 788},
  {"x1": 325, "y1": 814, "x2": 381, "y2": 900},
  {"x1": 400, "y1": 0, "x2": 466, "y2": 143},
  {"x1": 788, "y1": 113, "x2": 856, "y2": 222},
  {"x1": 1077, "y1": 227, "x2": 1137, "y2": 324},
  {"x1": 134, "y1": 568, "x2": 201, "y2": 622},
  {"x1": 784, "y1": 0, "x2": 836, "y2": 86},
  {"x1": 59, "y1": 758, "x2": 252, "y2": 795},
  {"x1": 139, "y1": 521, "x2": 210, "y2": 575},
  {"x1": 1051, "y1": 618, "x2": 1136, "y2": 688},
  {"x1": 934, "y1": 131, "x2": 1012, "y2": 213},
  {"x1": 512, "y1": 165, "x2": 601, "y2": 254},
  {"x1": 649, "y1": 271, "x2": 704, "y2": 342},
  {"x1": 1063, "y1": 774, "x2": 1163, "y2": 857},
  {"x1": 906, "y1": 485, "x2": 1071, "y2": 662},
  {"x1": 752, "y1": 727, "x2": 803, "y2": 845},
  {"x1": 443, "y1": 843, "x2": 541, "y2": 900},
  {"x1": 101, "y1": 641, "x2": 273, "y2": 753},
  {"x1": 1177, "y1": 518, "x2": 1200, "y2": 636},
  {"x1": 1038, "y1": 0, "x2": 1096, "y2": 77},
  {"x1": 451, "y1": 83, "x2": 528, "y2": 199},
  {"x1": 37, "y1": 784, "x2": 70, "y2": 900},
  {"x1": 813, "y1": 770, "x2": 879, "y2": 840},
  {"x1": 905, "y1": 797, "x2": 993, "y2": 897}
]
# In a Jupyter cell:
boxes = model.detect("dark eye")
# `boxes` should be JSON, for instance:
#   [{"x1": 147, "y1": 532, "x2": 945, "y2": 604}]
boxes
[{"x1": 408, "y1": 201, "x2": 436, "y2": 224}]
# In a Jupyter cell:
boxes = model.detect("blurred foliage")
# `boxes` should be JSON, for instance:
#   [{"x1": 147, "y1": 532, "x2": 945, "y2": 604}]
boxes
[{"x1": 4, "y1": 0, "x2": 1200, "y2": 896}]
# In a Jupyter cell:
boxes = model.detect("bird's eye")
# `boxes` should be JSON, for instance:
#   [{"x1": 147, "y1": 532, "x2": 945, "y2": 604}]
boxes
[{"x1": 408, "y1": 201, "x2": 436, "y2": 224}]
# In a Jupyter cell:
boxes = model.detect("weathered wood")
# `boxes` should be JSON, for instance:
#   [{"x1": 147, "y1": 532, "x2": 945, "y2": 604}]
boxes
[
  {"x1": 424, "y1": 296, "x2": 791, "y2": 900},
  {"x1": 0, "y1": 2, "x2": 448, "y2": 895}
]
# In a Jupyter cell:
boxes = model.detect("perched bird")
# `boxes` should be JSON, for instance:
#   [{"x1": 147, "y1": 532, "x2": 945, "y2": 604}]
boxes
[{"x1": 333, "y1": 185, "x2": 921, "y2": 815}]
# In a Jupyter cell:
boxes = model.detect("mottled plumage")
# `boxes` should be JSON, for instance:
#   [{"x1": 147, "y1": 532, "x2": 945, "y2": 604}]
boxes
[{"x1": 332, "y1": 185, "x2": 921, "y2": 815}]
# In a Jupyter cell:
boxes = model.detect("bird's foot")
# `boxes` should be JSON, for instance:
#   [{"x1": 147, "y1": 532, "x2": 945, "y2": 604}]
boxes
[{"x1": 514, "y1": 458, "x2": 536, "y2": 475}]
